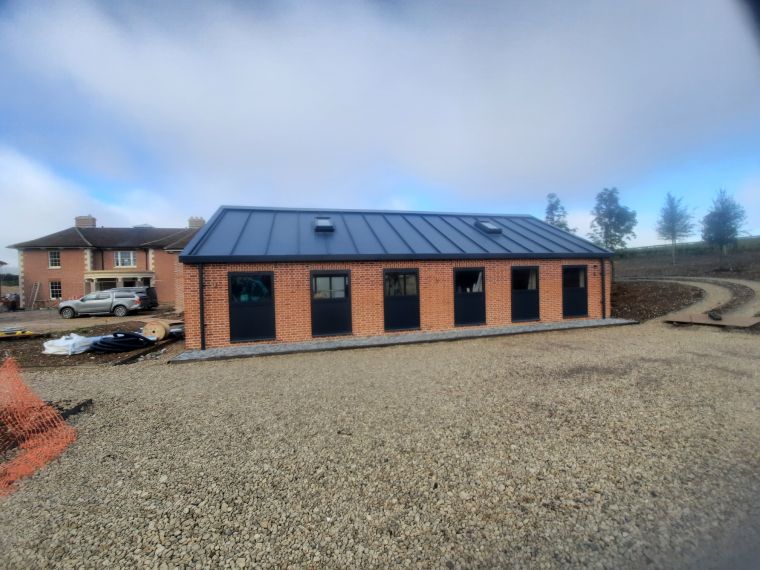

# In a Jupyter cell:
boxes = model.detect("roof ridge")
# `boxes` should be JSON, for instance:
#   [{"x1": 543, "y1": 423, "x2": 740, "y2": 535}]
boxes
[
  {"x1": 215, "y1": 204, "x2": 535, "y2": 219},
  {"x1": 74, "y1": 226, "x2": 93, "y2": 247},
  {"x1": 140, "y1": 227, "x2": 193, "y2": 247}
]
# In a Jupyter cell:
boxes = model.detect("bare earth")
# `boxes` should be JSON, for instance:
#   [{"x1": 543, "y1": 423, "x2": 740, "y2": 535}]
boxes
[
  {"x1": 1, "y1": 317, "x2": 759, "y2": 568},
  {"x1": 0, "y1": 308, "x2": 166, "y2": 334}
]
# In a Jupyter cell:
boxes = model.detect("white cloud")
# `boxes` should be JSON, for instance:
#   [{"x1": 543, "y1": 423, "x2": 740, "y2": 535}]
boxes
[
  {"x1": 1, "y1": 0, "x2": 758, "y2": 209},
  {"x1": 0, "y1": 147, "x2": 192, "y2": 272}
]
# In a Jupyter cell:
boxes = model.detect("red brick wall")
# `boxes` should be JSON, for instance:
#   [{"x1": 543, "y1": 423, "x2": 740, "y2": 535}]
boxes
[
  {"x1": 152, "y1": 250, "x2": 179, "y2": 307},
  {"x1": 21, "y1": 249, "x2": 86, "y2": 308},
  {"x1": 183, "y1": 258, "x2": 613, "y2": 350}
]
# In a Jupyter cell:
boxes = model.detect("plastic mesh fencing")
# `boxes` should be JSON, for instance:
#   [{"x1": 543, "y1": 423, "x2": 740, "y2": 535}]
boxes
[{"x1": 0, "y1": 357, "x2": 77, "y2": 496}]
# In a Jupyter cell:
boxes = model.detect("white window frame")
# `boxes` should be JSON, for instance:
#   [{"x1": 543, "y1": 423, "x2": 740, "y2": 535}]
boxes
[
  {"x1": 48, "y1": 250, "x2": 61, "y2": 269},
  {"x1": 49, "y1": 280, "x2": 62, "y2": 299},
  {"x1": 114, "y1": 251, "x2": 137, "y2": 268}
]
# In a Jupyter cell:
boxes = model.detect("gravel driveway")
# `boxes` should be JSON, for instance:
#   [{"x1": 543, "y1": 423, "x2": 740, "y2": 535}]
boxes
[{"x1": 1, "y1": 323, "x2": 759, "y2": 568}]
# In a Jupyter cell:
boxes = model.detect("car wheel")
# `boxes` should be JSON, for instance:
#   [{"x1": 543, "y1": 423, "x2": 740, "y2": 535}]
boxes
[
  {"x1": 113, "y1": 305, "x2": 128, "y2": 317},
  {"x1": 60, "y1": 307, "x2": 75, "y2": 319}
]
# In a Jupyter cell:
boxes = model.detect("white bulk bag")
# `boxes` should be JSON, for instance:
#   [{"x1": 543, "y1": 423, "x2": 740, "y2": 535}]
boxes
[{"x1": 42, "y1": 334, "x2": 104, "y2": 355}]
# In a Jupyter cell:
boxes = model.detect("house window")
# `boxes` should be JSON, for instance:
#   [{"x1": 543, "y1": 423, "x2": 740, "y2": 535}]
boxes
[
  {"x1": 229, "y1": 274, "x2": 273, "y2": 303},
  {"x1": 454, "y1": 269, "x2": 483, "y2": 293},
  {"x1": 48, "y1": 250, "x2": 61, "y2": 268},
  {"x1": 512, "y1": 267, "x2": 538, "y2": 291},
  {"x1": 312, "y1": 274, "x2": 348, "y2": 299},
  {"x1": 114, "y1": 251, "x2": 137, "y2": 267},
  {"x1": 384, "y1": 271, "x2": 418, "y2": 297},
  {"x1": 49, "y1": 281, "x2": 62, "y2": 299}
]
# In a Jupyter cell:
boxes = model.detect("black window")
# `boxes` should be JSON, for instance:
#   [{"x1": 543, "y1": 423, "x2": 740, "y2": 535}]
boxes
[
  {"x1": 454, "y1": 269, "x2": 483, "y2": 294},
  {"x1": 229, "y1": 273, "x2": 276, "y2": 342},
  {"x1": 311, "y1": 272, "x2": 352, "y2": 336},
  {"x1": 384, "y1": 270, "x2": 420, "y2": 331},
  {"x1": 563, "y1": 267, "x2": 586, "y2": 289},
  {"x1": 230, "y1": 274, "x2": 273, "y2": 303},
  {"x1": 384, "y1": 272, "x2": 418, "y2": 297},
  {"x1": 511, "y1": 266, "x2": 540, "y2": 322},
  {"x1": 312, "y1": 275, "x2": 347, "y2": 299},
  {"x1": 512, "y1": 267, "x2": 538, "y2": 290},
  {"x1": 454, "y1": 268, "x2": 486, "y2": 326},
  {"x1": 562, "y1": 266, "x2": 588, "y2": 318}
]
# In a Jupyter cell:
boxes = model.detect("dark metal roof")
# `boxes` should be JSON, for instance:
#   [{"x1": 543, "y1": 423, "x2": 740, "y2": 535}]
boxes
[
  {"x1": 10, "y1": 227, "x2": 199, "y2": 250},
  {"x1": 180, "y1": 206, "x2": 610, "y2": 263}
]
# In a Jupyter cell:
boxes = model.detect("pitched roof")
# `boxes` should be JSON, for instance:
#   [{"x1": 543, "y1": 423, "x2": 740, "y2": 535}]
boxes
[
  {"x1": 10, "y1": 227, "x2": 199, "y2": 250},
  {"x1": 179, "y1": 206, "x2": 610, "y2": 263}
]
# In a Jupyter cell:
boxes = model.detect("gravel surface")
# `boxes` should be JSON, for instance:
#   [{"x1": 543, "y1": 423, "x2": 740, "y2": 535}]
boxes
[{"x1": 1, "y1": 323, "x2": 760, "y2": 568}]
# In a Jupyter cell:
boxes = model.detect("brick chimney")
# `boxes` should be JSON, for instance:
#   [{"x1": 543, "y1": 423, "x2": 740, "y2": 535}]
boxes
[
  {"x1": 188, "y1": 216, "x2": 205, "y2": 229},
  {"x1": 75, "y1": 215, "x2": 97, "y2": 228}
]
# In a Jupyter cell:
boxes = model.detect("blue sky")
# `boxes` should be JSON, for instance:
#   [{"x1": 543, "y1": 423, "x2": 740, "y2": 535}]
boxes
[{"x1": 1, "y1": 0, "x2": 759, "y2": 272}]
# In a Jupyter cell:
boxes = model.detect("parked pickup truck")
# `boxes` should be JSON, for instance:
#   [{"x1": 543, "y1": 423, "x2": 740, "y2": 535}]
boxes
[{"x1": 58, "y1": 290, "x2": 149, "y2": 319}]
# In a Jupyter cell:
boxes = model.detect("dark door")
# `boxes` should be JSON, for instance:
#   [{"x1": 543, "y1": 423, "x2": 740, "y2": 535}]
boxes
[
  {"x1": 562, "y1": 266, "x2": 588, "y2": 318},
  {"x1": 384, "y1": 270, "x2": 420, "y2": 331},
  {"x1": 454, "y1": 269, "x2": 486, "y2": 326},
  {"x1": 512, "y1": 266, "x2": 540, "y2": 321},
  {"x1": 229, "y1": 273, "x2": 276, "y2": 342},
  {"x1": 311, "y1": 273, "x2": 352, "y2": 336}
]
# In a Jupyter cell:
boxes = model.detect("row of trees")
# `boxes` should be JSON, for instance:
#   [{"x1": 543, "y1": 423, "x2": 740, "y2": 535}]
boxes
[{"x1": 544, "y1": 188, "x2": 748, "y2": 263}]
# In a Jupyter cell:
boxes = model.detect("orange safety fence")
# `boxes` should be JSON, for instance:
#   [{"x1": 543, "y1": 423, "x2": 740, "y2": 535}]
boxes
[{"x1": 0, "y1": 357, "x2": 77, "y2": 496}]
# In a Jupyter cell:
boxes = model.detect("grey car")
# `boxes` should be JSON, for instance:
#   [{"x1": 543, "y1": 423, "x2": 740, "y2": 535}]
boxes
[{"x1": 58, "y1": 291, "x2": 148, "y2": 319}]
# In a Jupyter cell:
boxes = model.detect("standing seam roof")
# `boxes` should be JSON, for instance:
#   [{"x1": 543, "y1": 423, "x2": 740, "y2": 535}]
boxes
[{"x1": 179, "y1": 206, "x2": 611, "y2": 262}]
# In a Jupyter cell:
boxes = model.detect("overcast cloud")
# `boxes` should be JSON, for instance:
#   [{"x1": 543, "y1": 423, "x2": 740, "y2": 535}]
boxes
[{"x1": 1, "y1": 0, "x2": 759, "y2": 269}]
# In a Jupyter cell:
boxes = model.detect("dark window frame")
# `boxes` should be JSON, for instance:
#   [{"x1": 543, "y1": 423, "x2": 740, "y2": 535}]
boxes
[
  {"x1": 228, "y1": 271, "x2": 277, "y2": 343},
  {"x1": 228, "y1": 271, "x2": 275, "y2": 305},
  {"x1": 310, "y1": 270, "x2": 351, "y2": 301},
  {"x1": 310, "y1": 270, "x2": 353, "y2": 337},
  {"x1": 453, "y1": 267, "x2": 486, "y2": 295},
  {"x1": 511, "y1": 265, "x2": 540, "y2": 292},
  {"x1": 562, "y1": 264, "x2": 589, "y2": 319},
  {"x1": 453, "y1": 267, "x2": 487, "y2": 326},
  {"x1": 383, "y1": 268, "x2": 421, "y2": 332},
  {"x1": 383, "y1": 268, "x2": 420, "y2": 298},
  {"x1": 511, "y1": 265, "x2": 540, "y2": 323},
  {"x1": 562, "y1": 265, "x2": 588, "y2": 290}
]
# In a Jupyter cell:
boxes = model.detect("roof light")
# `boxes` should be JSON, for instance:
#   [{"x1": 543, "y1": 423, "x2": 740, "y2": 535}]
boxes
[
  {"x1": 474, "y1": 220, "x2": 502, "y2": 234},
  {"x1": 314, "y1": 216, "x2": 335, "y2": 232}
]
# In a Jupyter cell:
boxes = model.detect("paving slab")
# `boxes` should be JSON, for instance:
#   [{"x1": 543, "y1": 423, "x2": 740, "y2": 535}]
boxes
[{"x1": 171, "y1": 318, "x2": 636, "y2": 363}]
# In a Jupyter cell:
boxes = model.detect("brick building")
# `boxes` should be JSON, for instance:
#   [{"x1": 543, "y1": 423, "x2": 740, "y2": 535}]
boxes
[
  {"x1": 179, "y1": 206, "x2": 612, "y2": 350},
  {"x1": 9, "y1": 215, "x2": 203, "y2": 310}
]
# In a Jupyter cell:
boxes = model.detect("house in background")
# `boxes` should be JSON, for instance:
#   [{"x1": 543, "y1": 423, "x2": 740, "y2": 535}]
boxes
[
  {"x1": 9, "y1": 215, "x2": 204, "y2": 311},
  {"x1": 179, "y1": 206, "x2": 612, "y2": 350}
]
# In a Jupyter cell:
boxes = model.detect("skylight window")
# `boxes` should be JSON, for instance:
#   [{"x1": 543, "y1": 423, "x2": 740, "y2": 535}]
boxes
[
  {"x1": 474, "y1": 220, "x2": 502, "y2": 234},
  {"x1": 314, "y1": 216, "x2": 335, "y2": 232}
]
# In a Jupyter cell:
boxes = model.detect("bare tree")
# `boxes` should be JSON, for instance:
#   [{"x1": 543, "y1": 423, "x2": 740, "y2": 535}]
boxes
[{"x1": 656, "y1": 193, "x2": 694, "y2": 265}]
